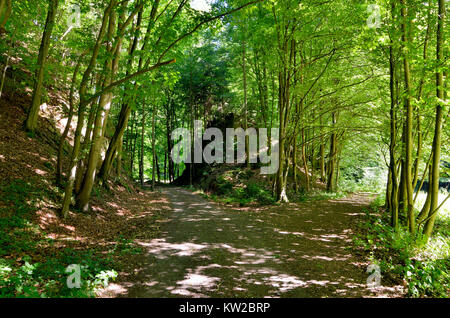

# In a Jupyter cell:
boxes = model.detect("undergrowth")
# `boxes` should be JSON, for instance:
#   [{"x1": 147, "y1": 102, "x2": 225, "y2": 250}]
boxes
[
  {"x1": 0, "y1": 179, "x2": 124, "y2": 297},
  {"x1": 353, "y1": 193, "x2": 450, "y2": 298},
  {"x1": 203, "y1": 177, "x2": 276, "y2": 206},
  {"x1": 196, "y1": 168, "x2": 276, "y2": 206}
]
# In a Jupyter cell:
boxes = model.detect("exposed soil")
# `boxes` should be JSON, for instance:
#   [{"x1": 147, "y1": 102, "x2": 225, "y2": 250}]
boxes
[{"x1": 100, "y1": 186, "x2": 404, "y2": 298}]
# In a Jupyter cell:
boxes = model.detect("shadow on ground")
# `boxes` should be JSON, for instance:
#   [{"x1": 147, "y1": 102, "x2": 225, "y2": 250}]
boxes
[{"x1": 100, "y1": 187, "x2": 403, "y2": 298}]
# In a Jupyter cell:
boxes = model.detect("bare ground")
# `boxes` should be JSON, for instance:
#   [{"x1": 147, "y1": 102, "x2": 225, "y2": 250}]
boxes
[{"x1": 100, "y1": 187, "x2": 404, "y2": 298}]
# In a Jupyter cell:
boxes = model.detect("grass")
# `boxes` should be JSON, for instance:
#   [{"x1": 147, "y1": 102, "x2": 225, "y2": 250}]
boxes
[{"x1": 289, "y1": 189, "x2": 347, "y2": 202}]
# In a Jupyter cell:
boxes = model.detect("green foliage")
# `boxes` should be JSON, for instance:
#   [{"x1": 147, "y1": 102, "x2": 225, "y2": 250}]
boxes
[
  {"x1": 216, "y1": 176, "x2": 234, "y2": 195},
  {"x1": 0, "y1": 249, "x2": 117, "y2": 298},
  {"x1": 213, "y1": 179, "x2": 275, "y2": 206},
  {"x1": 0, "y1": 179, "x2": 38, "y2": 210},
  {"x1": 244, "y1": 182, "x2": 276, "y2": 205},
  {"x1": 0, "y1": 180, "x2": 117, "y2": 297},
  {"x1": 0, "y1": 180, "x2": 41, "y2": 256},
  {"x1": 354, "y1": 196, "x2": 450, "y2": 298},
  {"x1": 404, "y1": 259, "x2": 449, "y2": 298},
  {"x1": 339, "y1": 165, "x2": 387, "y2": 194},
  {"x1": 110, "y1": 235, "x2": 143, "y2": 256}
]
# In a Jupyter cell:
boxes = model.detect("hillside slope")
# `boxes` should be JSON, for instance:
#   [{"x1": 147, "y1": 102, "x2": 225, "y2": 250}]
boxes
[{"x1": 0, "y1": 69, "x2": 169, "y2": 297}]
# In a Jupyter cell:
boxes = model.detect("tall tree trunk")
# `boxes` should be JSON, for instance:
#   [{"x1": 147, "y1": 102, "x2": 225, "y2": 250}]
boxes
[
  {"x1": 293, "y1": 134, "x2": 299, "y2": 192},
  {"x1": 412, "y1": 4, "x2": 431, "y2": 191},
  {"x1": 74, "y1": 98, "x2": 98, "y2": 194},
  {"x1": 151, "y1": 102, "x2": 157, "y2": 191},
  {"x1": 327, "y1": 112, "x2": 337, "y2": 192},
  {"x1": 164, "y1": 151, "x2": 168, "y2": 182},
  {"x1": 76, "y1": 8, "x2": 120, "y2": 211},
  {"x1": 61, "y1": 0, "x2": 115, "y2": 218},
  {"x1": 388, "y1": 4, "x2": 399, "y2": 227},
  {"x1": 242, "y1": 32, "x2": 250, "y2": 168},
  {"x1": 116, "y1": 135, "x2": 123, "y2": 177},
  {"x1": 0, "y1": 0, "x2": 12, "y2": 30},
  {"x1": 25, "y1": 0, "x2": 58, "y2": 133},
  {"x1": 156, "y1": 153, "x2": 161, "y2": 183},
  {"x1": 128, "y1": 110, "x2": 136, "y2": 173},
  {"x1": 56, "y1": 54, "x2": 84, "y2": 185},
  {"x1": 139, "y1": 103, "x2": 146, "y2": 187},
  {"x1": 98, "y1": 5, "x2": 145, "y2": 182},
  {"x1": 276, "y1": 68, "x2": 289, "y2": 202},
  {"x1": 423, "y1": 0, "x2": 445, "y2": 238},
  {"x1": 400, "y1": 0, "x2": 415, "y2": 233},
  {"x1": 0, "y1": 53, "x2": 9, "y2": 98},
  {"x1": 301, "y1": 125, "x2": 310, "y2": 191}
]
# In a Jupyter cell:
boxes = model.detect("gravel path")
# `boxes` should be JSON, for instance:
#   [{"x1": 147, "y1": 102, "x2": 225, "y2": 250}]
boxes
[{"x1": 100, "y1": 187, "x2": 402, "y2": 298}]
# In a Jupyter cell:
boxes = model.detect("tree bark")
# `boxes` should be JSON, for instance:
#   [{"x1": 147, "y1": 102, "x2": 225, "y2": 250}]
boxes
[
  {"x1": 400, "y1": 0, "x2": 415, "y2": 233},
  {"x1": 0, "y1": 0, "x2": 12, "y2": 30},
  {"x1": 56, "y1": 54, "x2": 84, "y2": 185},
  {"x1": 423, "y1": 0, "x2": 445, "y2": 238},
  {"x1": 151, "y1": 102, "x2": 157, "y2": 191},
  {"x1": 327, "y1": 112, "x2": 337, "y2": 192},
  {"x1": 25, "y1": 0, "x2": 58, "y2": 133},
  {"x1": 139, "y1": 102, "x2": 146, "y2": 187},
  {"x1": 61, "y1": 0, "x2": 115, "y2": 218},
  {"x1": 76, "y1": 7, "x2": 120, "y2": 211}
]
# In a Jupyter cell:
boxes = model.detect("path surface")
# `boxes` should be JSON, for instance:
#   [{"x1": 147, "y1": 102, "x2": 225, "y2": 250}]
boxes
[{"x1": 101, "y1": 187, "x2": 401, "y2": 298}]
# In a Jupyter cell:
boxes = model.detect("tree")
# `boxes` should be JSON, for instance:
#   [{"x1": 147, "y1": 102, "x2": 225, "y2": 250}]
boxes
[
  {"x1": 25, "y1": 0, "x2": 59, "y2": 133},
  {"x1": 422, "y1": 0, "x2": 446, "y2": 238},
  {"x1": 0, "y1": 0, "x2": 12, "y2": 31}
]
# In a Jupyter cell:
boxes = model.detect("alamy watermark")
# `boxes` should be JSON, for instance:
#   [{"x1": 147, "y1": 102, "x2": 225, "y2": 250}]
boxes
[
  {"x1": 367, "y1": 4, "x2": 381, "y2": 29},
  {"x1": 366, "y1": 263, "x2": 382, "y2": 287},
  {"x1": 67, "y1": 4, "x2": 81, "y2": 29},
  {"x1": 171, "y1": 121, "x2": 280, "y2": 175},
  {"x1": 66, "y1": 264, "x2": 81, "y2": 289}
]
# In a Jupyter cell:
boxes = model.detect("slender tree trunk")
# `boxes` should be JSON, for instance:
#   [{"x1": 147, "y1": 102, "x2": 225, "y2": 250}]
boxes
[
  {"x1": 0, "y1": 0, "x2": 12, "y2": 30},
  {"x1": 242, "y1": 32, "x2": 250, "y2": 168},
  {"x1": 164, "y1": 151, "x2": 167, "y2": 182},
  {"x1": 99, "y1": 6, "x2": 144, "y2": 182},
  {"x1": 388, "y1": 7, "x2": 399, "y2": 227},
  {"x1": 131, "y1": 126, "x2": 138, "y2": 176},
  {"x1": 0, "y1": 47, "x2": 10, "y2": 98},
  {"x1": 56, "y1": 54, "x2": 84, "y2": 185},
  {"x1": 301, "y1": 126, "x2": 310, "y2": 191},
  {"x1": 61, "y1": 0, "x2": 115, "y2": 218},
  {"x1": 139, "y1": 103, "x2": 146, "y2": 187},
  {"x1": 116, "y1": 135, "x2": 123, "y2": 177},
  {"x1": 276, "y1": 68, "x2": 289, "y2": 202},
  {"x1": 400, "y1": 0, "x2": 415, "y2": 233},
  {"x1": 74, "y1": 98, "x2": 98, "y2": 193},
  {"x1": 327, "y1": 112, "x2": 337, "y2": 192},
  {"x1": 151, "y1": 102, "x2": 157, "y2": 191},
  {"x1": 293, "y1": 134, "x2": 298, "y2": 192},
  {"x1": 129, "y1": 110, "x2": 136, "y2": 173},
  {"x1": 76, "y1": 8, "x2": 120, "y2": 211},
  {"x1": 25, "y1": 0, "x2": 58, "y2": 133},
  {"x1": 412, "y1": 4, "x2": 431, "y2": 192},
  {"x1": 156, "y1": 153, "x2": 161, "y2": 183},
  {"x1": 423, "y1": 0, "x2": 445, "y2": 238}
]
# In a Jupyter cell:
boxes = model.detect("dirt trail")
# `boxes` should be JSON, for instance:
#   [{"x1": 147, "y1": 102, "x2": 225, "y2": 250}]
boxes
[{"x1": 100, "y1": 187, "x2": 402, "y2": 298}]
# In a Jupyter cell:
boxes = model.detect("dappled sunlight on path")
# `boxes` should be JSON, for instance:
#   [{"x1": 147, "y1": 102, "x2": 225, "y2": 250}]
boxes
[{"x1": 100, "y1": 188, "x2": 403, "y2": 298}]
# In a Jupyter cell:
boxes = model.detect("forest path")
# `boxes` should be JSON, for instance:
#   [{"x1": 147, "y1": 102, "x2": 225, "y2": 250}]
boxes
[{"x1": 100, "y1": 187, "x2": 402, "y2": 298}]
